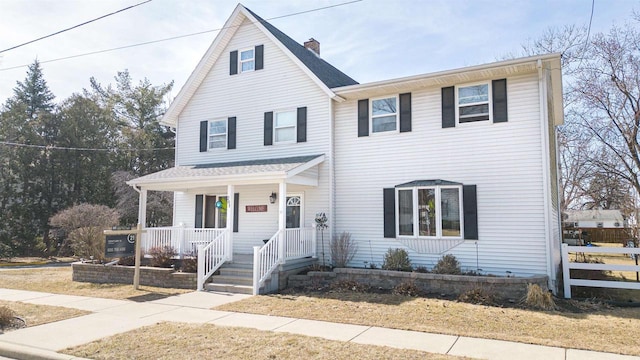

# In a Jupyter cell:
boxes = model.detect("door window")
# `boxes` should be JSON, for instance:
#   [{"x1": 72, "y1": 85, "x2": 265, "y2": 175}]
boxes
[{"x1": 286, "y1": 196, "x2": 301, "y2": 228}]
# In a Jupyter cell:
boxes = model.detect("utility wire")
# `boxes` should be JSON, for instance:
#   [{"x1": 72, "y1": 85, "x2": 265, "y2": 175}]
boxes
[
  {"x1": 0, "y1": 0, "x2": 152, "y2": 54},
  {"x1": 0, "y1": 0, "x2": 362, "y2": 72},
  {"x1": 576, "y1": 0, "x2": 595, "y2": 69},
  {"x1": 0, "y1": 140, "x2": 174, "y2": 152}
]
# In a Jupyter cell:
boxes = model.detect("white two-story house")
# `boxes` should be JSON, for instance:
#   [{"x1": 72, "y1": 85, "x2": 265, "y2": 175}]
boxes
[{"x1": 128, "y1": 4, "x2": 564, "y2": 294}]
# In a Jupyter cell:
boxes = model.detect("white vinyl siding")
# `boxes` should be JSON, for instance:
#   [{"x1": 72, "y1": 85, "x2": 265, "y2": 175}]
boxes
[
  {"x1": 334, "y1": 73, "x2": 549, "y2": 277},
  {"x1": 176, "y1": 18, "x2": 330, "y2": 166}
]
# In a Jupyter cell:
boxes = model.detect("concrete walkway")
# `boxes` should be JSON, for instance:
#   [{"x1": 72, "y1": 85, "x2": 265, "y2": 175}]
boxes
[{"x1": 0, "y1": 288, "x2": 637, "y2": 360}]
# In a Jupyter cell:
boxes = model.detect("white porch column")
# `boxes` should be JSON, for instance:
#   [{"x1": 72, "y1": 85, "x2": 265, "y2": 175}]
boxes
[
  {"x1": 227, "y1": 184, "x2": 234, "y2": 262},
  {"x1": 134, "y1": 189, "x2": 147, "y2": 290},
  {"x1": 138, "y1": 189, "x2": 147, "y2": 228},
  {"x1": 278, "y1": 181, "x2": 287, "y2": 262}
]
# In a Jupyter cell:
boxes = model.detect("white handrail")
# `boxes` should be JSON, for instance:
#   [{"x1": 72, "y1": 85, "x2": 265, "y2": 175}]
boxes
[
  {"x1": 197, "y1": 229, "x2": 230, "y2": 291},
  {"x1": 284, "y1": 228, "x2": 316, "y2": 260},
  {"x1": 561, "y1": 244, "x2": 640, "y2": 298},
  {"x1": 253, "y1": 229, "x2": 282, "y2": 295}
]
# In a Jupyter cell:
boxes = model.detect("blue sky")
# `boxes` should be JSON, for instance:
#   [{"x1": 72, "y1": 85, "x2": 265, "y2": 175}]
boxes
[{"x1": 0, "y1": 0, "x2": 636, "y2": 103}]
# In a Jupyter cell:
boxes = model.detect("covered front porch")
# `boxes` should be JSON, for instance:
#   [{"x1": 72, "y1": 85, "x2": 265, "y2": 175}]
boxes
[{"x1": 127, "y1": 155, "x2": 326, "y2": 294}]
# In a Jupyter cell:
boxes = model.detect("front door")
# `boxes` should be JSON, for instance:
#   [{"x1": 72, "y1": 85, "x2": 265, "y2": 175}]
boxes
[
  {"x1": 204, "y1": 195, "x2": 227, "y2": 229},
  {"x1": 286, "y1": 195, "x2": 302, "y2": 229}
]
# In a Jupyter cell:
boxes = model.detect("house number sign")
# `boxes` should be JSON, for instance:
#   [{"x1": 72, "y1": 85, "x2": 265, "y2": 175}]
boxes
[{"x1": 246, "y1": 205, "x2": 268, "y2": 212}]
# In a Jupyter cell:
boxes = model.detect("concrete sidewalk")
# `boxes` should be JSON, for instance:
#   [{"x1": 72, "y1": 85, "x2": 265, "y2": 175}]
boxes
[{"x1": 0, "y1": 288, "x2": 637, "y2": 360}]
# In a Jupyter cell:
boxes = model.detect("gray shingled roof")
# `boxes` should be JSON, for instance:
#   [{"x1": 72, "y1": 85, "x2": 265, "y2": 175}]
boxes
[
  {"x1": 129, "y1": 155, "x2": 323, "y2": 185},
  {"x1": 395, "y1": 180, "x2": 462, "y2": 188},
  {"x1": 245, "y1": 7, "x2": 358, "y2": 89}
]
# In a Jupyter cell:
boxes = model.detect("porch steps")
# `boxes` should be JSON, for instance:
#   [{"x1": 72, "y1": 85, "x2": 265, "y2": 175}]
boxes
[{"x1": 205, "y1": 254, "x2": 255, "y2": 295}]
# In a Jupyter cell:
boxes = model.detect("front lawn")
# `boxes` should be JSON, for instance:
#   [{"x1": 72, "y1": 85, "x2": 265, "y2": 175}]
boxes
[
  {"x1": 0, "y1": 267, "x2": 190, "y2": 300},
  {"x1": 216, "y1": 290, "x2": 640, "y2": 356},
  {"x1": 0, "y1": 300, "x2": 88, "y2": 331}
]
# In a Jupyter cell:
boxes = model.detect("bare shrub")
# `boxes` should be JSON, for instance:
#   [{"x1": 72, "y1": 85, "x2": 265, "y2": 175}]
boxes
[
  {"x1": 0, "y1": 306, "x2": 16, "y2": 329},
  {"x1": 49, "y1": 204, "x2": 120, "y2": 261},
  {"x1": 382, "y1": 248, "x2": 412, "y2": 272},
  {"x1": 330, "y1": 232, "x2": 357, "y2": 268},
  {"x1": 523, "y1": 283, "x2": 556, "y2": 310},
  {"x1": 458, "y1": 287, "x2": 497, "y2": 305},
  {"x1": 179, "y1": 256, "x2": 198, "y2": 273},
  {"x1": 433, "y1": 254, "x2": 461, "y2": 275},
  {"x1": 330, "y1": 280, "x2": 370, "y2": 293},
  {"x1": 392, "y1": 281, "x2": 421, "y2": 296},
  {"x1": 148, "y1": 246, "x2": 177, "y2": 268}
]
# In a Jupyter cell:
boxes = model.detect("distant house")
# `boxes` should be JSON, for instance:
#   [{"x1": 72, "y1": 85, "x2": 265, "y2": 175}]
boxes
[
  {"x1": 126, "y1": 4, "x2": 564, "y2": 294},
  {"x1": 564, "y1": 210, "x2": 626, "y2": 229}
]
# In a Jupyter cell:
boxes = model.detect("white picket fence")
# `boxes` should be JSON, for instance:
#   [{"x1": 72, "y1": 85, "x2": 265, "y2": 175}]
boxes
[{"x1": 561, "y1": 243, "x2": 640, "y2": 298}]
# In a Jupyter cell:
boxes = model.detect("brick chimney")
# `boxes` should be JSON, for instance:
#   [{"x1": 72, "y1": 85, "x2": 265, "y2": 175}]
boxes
[{"x1": 304, "y1": 38, "x2": 320, "y2": 56}]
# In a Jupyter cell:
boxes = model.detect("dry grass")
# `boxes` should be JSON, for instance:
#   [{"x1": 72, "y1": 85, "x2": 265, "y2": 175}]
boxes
[
  {"x1": 0, "y1": 267, "x2": 190, "y2": 300},
  {"x1": 216, "y1": 292, "x2": 640, "y2": 356},
  {"x1": 0, "y1": 300, "x2": 88, "y2": 329},
  {"x1": 64, "y1": 322, "x2": 466, "y2": 360},
  {"x1": 0, "y1": 257, "x2": 76, "y2": 267},
  {"x1": 522, "y1": 284, "x2": 556, "y2": 310}
]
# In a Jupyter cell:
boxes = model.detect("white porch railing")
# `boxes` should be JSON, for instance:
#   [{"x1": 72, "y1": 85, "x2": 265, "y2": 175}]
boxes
[
  {"x1": 562, "y1": 243, "x2": 640, "y2": 298},
  {"x1": 142, "y1": 226, "x2": 226, "y2": 257},
  {"x1": 253, "y1": 227, "x2": 316, "y2": 295},
  {"x1": 197, "y1": 229, "x2": 231, "y2": 290},
  {"x1": 284, "y1": 228, "x2": 316, "y2": 260}
]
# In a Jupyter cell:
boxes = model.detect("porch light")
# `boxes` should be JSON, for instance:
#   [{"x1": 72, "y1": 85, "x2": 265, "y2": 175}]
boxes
[{"x1": 269, "y1": 192, "x2": 277, "y2": 204}]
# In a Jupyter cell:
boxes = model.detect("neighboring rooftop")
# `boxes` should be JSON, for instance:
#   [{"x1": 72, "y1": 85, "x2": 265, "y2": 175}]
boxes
[{"x1": 565, "y1": 209, "x2": 625, "y2": 223}]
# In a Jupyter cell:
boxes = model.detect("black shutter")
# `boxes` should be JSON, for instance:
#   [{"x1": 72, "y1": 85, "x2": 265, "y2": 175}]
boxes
[
  {"x1": 442, "y1": 86, "x2": 455, "y2": 128},
  {"x1": 463, "y1": 185, "x2": 478, "y2": 240},
  {"x1": 227, "y1": 117, "x2": 236, "y2": 149},
  {"x1": 195, "y1": 195, "x2": 204, "y2": 228},
  {"x1": 264, "y1": 112, "x2": 273, "y2": 146},
  {"x1": 492, "y1": 79, "x2": 508, "y2": 123},
  {"x1": 199, "y1": 121, "x2": 208, "y2": 152},
  {"x1": 230, "y1": 50, "x2": 238, "y2": 75},
  {"x1": 399, "y1": 92, "x2": 412, "y2": 133},
  {"x1": 255, "y1": 45, "x2": 264, "y2": 70},
  {"x1": 383, "y1": 188, "x2": 396, "y2": 238},
  {"x1": 358, "y1": 99, "x2": 369, "y2": 137},
  {"x1": 233, "y1": 193, "x2": 240, "y2": 233},
  {"x1": 297, "y1": 107, "x2": 307, "y2": 143}
]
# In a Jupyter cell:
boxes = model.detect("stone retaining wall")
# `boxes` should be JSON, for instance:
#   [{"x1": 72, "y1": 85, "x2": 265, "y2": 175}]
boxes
[
  {"x1": 288, "y1": 268, "x2": 548, "y2": 300},
  {"x1": 72, "y1": 262, "x2": 197, "y2": 290}
]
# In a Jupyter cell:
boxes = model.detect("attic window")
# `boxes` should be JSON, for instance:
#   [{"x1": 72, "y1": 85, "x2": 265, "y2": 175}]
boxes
[{"x1": 240, "y1": 48, "x2": 255, "y2": 72}]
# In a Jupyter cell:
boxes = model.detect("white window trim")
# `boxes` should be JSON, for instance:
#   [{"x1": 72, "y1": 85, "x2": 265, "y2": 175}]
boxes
[
  {"x1": 286, "y1": 193, "x2": 304, "y2": 228},
  {"x1": 455, "y1": 81, "x2": 492, "y2": 124},
  {"x1": 370, "y1": 95, "x2": 399, "y2": 134},
  {"x1": 274, "y1": 109, "x2": 297, "y2": 144},
  {"x1": 207, "y1": 118, "x2": 227, "y2": 150},
  {"x1": 239, "y1": 47, "x2": 255, "y2": 73},
  {"x1": 395, "y1": 185, "x2": 464, "y2": 240}
]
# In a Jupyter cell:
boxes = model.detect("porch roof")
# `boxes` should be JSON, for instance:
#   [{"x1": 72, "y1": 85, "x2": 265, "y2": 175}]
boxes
[{"x1": 128, "y1": 154, "x2": 325, "y2": 191}]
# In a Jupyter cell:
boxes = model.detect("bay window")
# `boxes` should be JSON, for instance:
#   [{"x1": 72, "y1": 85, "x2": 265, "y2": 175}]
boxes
[{"x1": 397, "y1": 185, "x2": 462, "y2": 238}]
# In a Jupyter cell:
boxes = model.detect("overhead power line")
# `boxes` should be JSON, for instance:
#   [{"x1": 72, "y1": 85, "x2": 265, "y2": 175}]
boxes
[
  {"x1": 0, "y1": 140, "x2": 174, "y2": 152},
  {"x1": 0, "y1": 0, "x2": 362, "y2": 72},
  {"x1": 0, "y1": 0, "x2": 153, "y2": 54}
]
